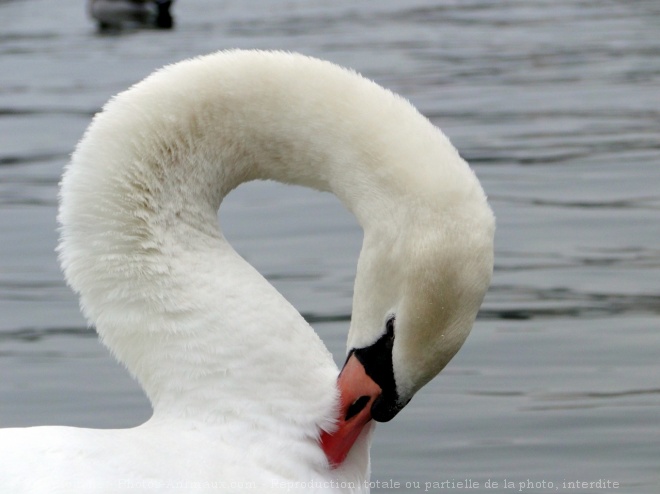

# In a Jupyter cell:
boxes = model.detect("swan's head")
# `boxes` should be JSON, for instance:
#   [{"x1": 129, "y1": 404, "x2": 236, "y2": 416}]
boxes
[{"x1": 321, "y1": 195, "x2": 494, "y2": 467}]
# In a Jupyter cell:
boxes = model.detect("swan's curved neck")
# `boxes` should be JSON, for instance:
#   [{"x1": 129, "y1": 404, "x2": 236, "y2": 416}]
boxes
[{"x1": 58, "y1": 51, "x2": 484, "y2": 429}]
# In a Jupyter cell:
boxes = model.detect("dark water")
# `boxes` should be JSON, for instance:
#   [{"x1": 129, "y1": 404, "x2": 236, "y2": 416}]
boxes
[{"x1": 1, "y1": 1, "x2": 659, "y2": 492}]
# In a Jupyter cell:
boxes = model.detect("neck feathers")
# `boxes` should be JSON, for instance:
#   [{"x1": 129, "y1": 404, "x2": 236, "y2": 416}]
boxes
[{"x1": 57, "y1": 50, "x2": 484, "y2": 427}]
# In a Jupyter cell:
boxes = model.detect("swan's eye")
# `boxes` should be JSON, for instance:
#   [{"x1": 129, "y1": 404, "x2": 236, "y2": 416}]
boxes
[{"x1": 385, "y1": 316, "x2": 395, "y2": 339}]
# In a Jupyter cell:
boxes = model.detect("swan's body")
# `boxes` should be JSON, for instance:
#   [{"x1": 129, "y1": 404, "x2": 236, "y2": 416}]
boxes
[{"x1": 0, "y1": 51, "x2": 494, "y2": 493}]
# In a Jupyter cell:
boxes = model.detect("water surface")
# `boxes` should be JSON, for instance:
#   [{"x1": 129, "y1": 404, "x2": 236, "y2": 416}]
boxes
[{"x1": 1, "y1": 1, "x2": 658, "y2": 492}]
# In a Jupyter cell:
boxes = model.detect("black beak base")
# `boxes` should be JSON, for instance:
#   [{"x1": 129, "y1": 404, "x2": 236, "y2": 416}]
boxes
[{"x1": 348, "y1": 320, "x2": 408, "y2": 423}]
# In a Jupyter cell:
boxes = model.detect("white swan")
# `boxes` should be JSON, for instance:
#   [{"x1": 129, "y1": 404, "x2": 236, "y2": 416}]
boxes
[{"x1": 0, "y1": 50, "x2": 494, "y2": 493}]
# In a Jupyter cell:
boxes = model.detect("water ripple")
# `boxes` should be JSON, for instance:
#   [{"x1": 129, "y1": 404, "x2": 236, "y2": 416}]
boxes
[
  {"x1": 481, "y1": 286, "x2": 660, "y2": 320},
  {"x1": 0, "y1": 280, "x2": 67, "y2": 302},
  {"x1": 491, "y1": 194, "x2": 660, "y2": 211},
  {"x1": 0, "y1": 151, "x2": 68, "y2": 167},
  {"x1": 0, "y1": 326, "x2": 93, "y2": 342},
  {"x1": 0, "y1": 107, "x2": 96, "y2": 118}
]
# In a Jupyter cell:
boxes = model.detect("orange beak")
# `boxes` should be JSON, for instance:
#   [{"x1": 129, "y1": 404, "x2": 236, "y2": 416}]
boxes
[{"x1": 320, "y1": 353, "x2": 382, "y2": 468}]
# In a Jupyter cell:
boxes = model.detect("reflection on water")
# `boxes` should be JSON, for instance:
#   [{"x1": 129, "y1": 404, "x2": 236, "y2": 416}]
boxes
[{"x1": 0, "y1": 0, "x2": 659, "y2": 492}]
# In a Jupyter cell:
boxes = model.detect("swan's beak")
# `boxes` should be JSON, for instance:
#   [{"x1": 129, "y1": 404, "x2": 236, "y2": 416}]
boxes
[{"x1": 320, "y1": 353, "x2": 381, "y2": 468}]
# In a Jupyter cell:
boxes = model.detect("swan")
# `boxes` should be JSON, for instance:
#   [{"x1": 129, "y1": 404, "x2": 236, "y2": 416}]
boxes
[
  {"x1": 0, "y1": 50, "x2": 494, "y2": 493},
  {"x1": 88, "y1": 0, "x2": 174, "y2": 30}
]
